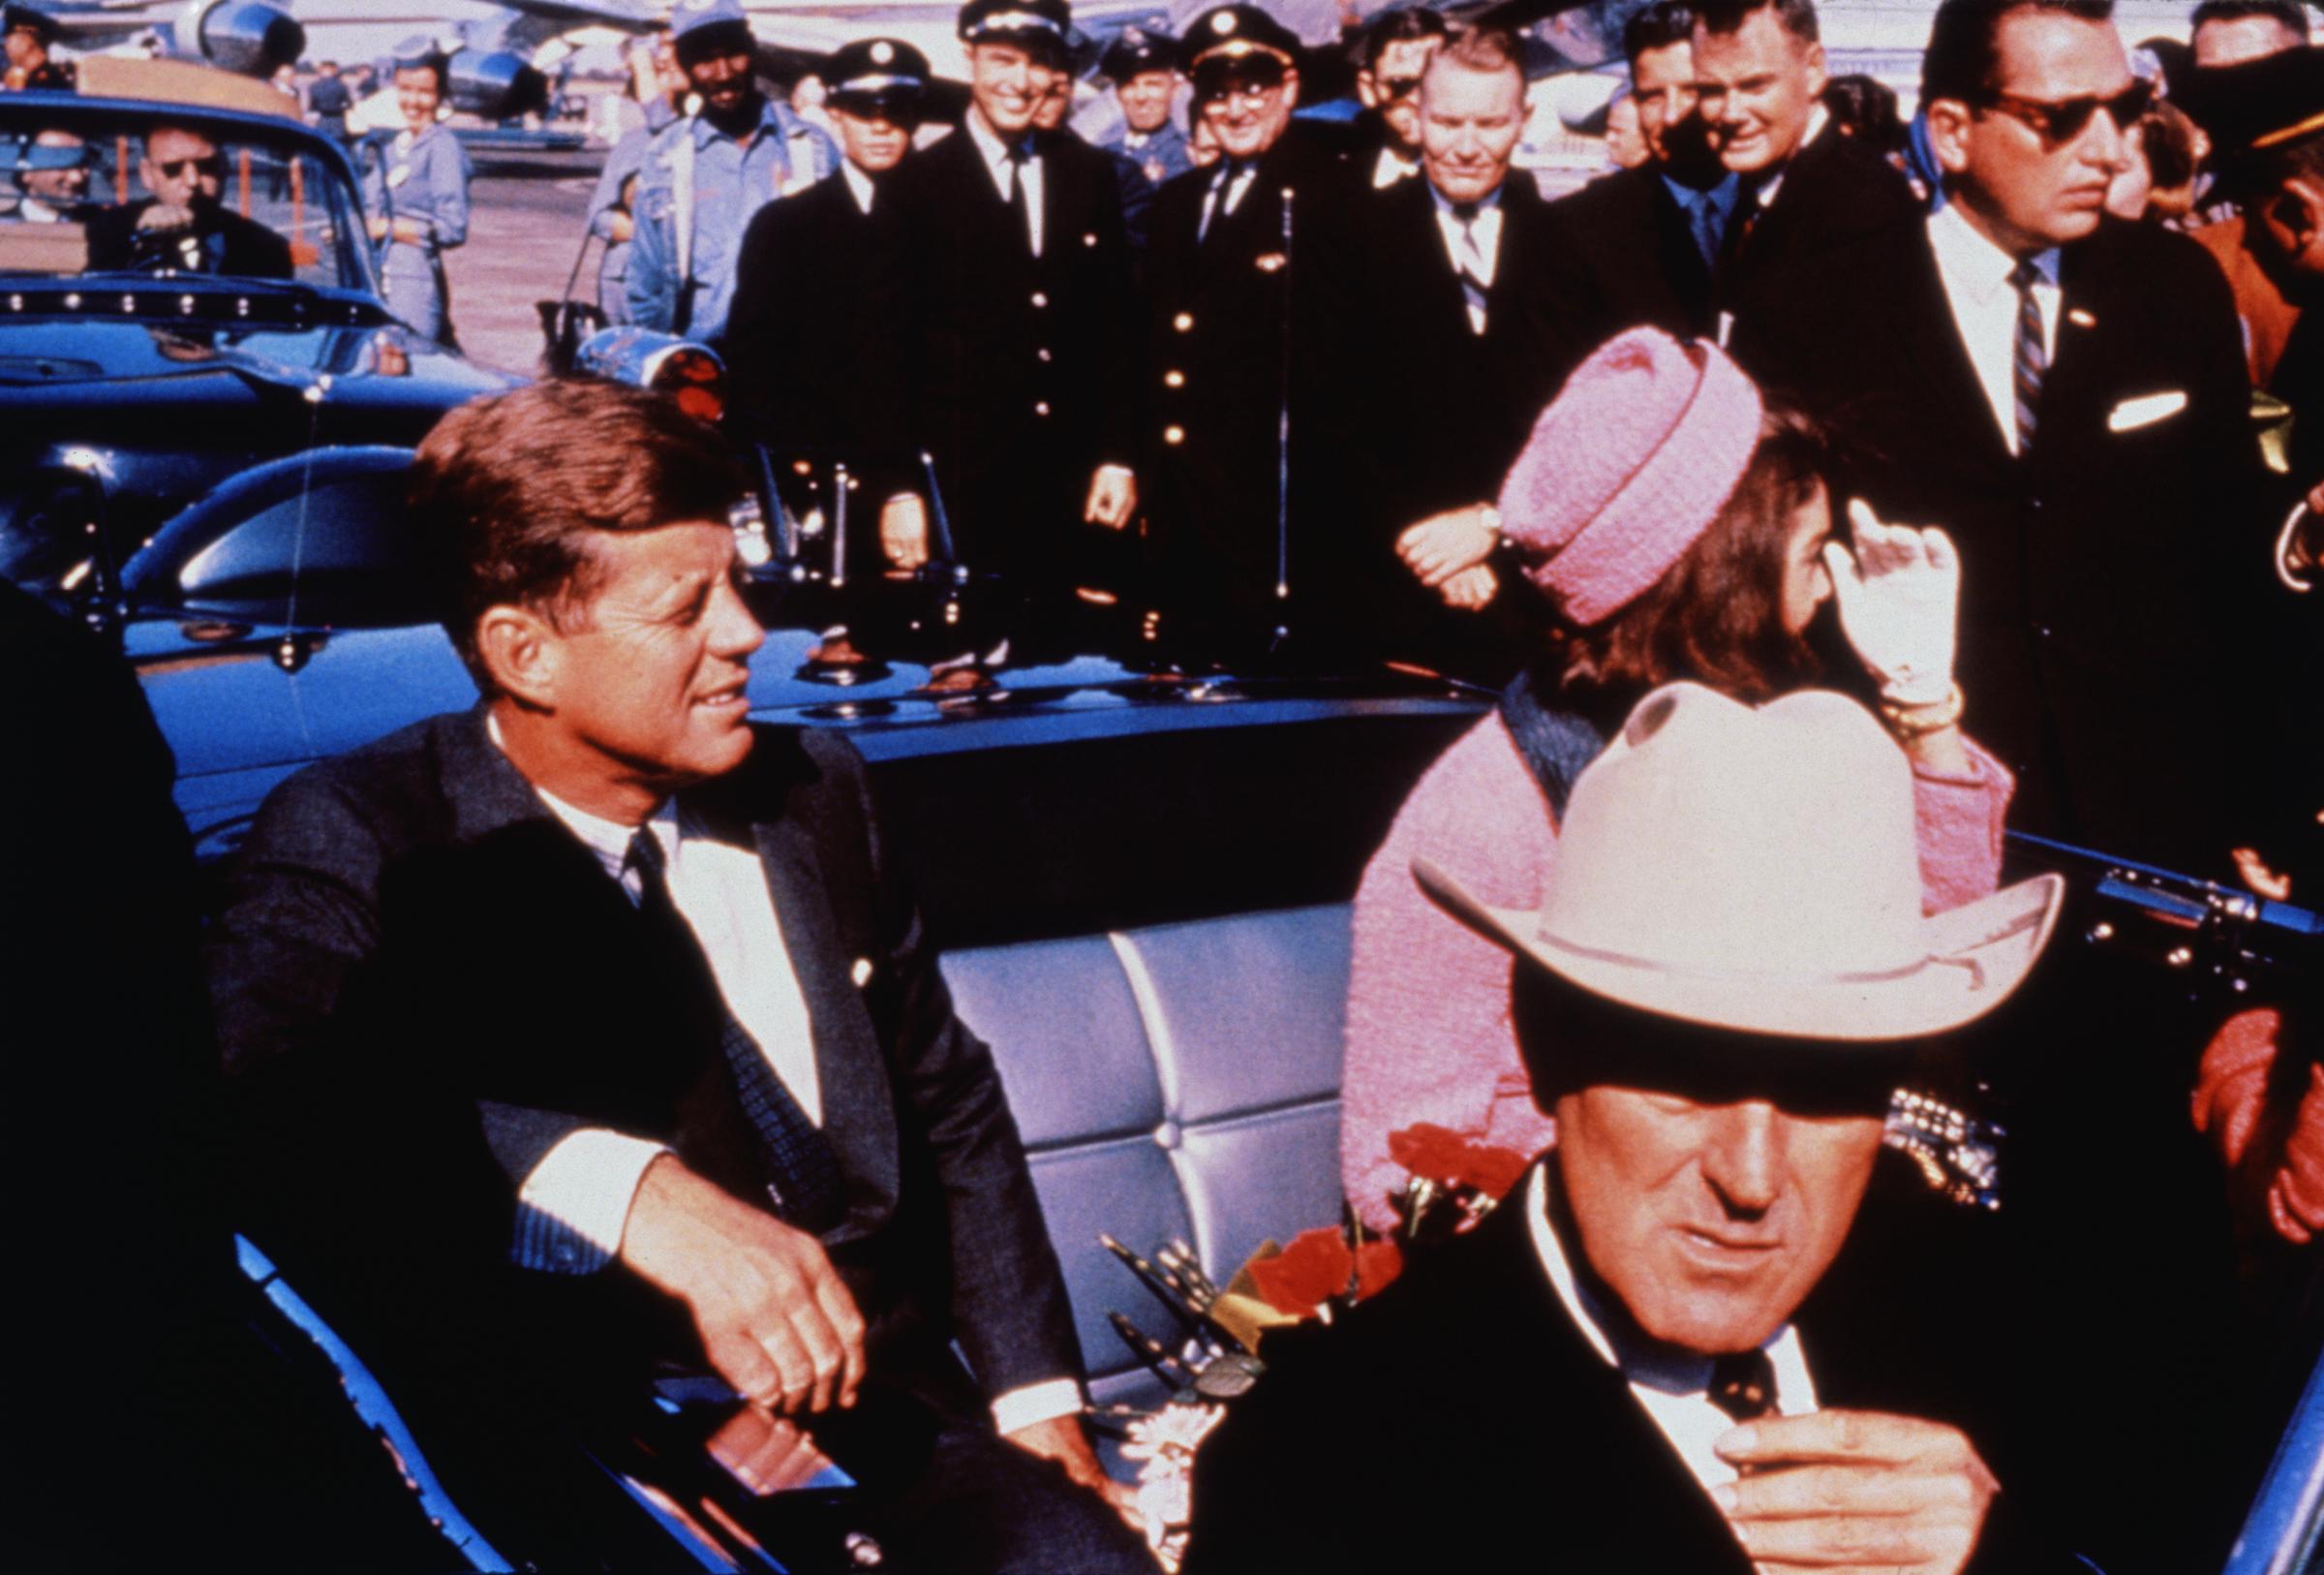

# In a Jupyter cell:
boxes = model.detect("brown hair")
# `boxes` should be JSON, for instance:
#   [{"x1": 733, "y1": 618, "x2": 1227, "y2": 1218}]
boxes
[
  {"x1": 1434, "y1": 24, "x2": 1525, "y2": 80},
  {"x1": 1543, "y1": 403, "x2": 1832, "y2": 726},
  {"x1": 408, "y1": 379, "x2": 747, "y2": 689}
]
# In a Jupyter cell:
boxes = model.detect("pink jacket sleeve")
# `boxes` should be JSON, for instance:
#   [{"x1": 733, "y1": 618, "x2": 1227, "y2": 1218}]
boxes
[{"x1": 1339, "y1": 715, "x2": 2016, "y2": 1232}]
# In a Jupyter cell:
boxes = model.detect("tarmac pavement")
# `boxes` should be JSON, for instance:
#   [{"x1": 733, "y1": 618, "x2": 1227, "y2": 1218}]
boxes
[{"x1": 441, "y1": 150, "x2": 602, "y2": 379}]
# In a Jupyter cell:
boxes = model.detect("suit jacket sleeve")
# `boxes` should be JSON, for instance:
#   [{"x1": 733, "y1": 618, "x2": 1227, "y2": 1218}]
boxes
[{"x1": 802, "y1": 731, "x2": 1085, "y2": 1399}]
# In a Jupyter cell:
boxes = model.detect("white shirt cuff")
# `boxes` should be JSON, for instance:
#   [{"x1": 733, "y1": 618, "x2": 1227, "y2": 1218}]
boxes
[
  {"x1": 512, "y1": 1129, "x2": 669, "y2": 1275},
  {"x1": 991, "y1": 1376, "x2": 1085, "y2": 1436}
]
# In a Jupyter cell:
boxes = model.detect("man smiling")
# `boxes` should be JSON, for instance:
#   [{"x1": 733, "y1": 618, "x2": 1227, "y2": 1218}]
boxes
[{"x1": 1185, "y1": 682, "x2": 2069, "y2": 1572}]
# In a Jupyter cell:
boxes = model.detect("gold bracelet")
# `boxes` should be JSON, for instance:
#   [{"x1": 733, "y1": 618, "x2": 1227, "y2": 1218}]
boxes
[{"x1": 1879, "y1": 682, "x2": 1965, "y2": 737}]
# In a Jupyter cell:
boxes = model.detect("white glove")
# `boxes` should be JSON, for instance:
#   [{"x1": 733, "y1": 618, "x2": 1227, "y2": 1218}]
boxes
[{"x1": 1823, "y1": 498, "x2": 1959, "y2": 707}]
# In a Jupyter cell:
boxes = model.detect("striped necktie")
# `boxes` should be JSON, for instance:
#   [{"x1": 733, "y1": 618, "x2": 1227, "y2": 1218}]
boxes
[
  {"x1": 626, "y1": 829, "x2": 845, "y2": 1232},
  {"x1": 1451, "y1": 201, "x2": 1489, "y2": 332},
  {"x1": 2007, "y1": 258, "x2": 2046, "y2": 457}
]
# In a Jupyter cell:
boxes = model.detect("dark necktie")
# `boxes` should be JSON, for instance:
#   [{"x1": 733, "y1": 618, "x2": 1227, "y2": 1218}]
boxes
[
  {"x1": 1686, "y1": 190, "x2": 1723, "y2": 268},
  {"x1": 2007, "y1": 258, "x2": 2047, "y2": 458},
  {"x1": 1707, "y1": 1348, "x2": 1780, "y2": 1424},
  {"x1": 1450, "y1": 200, "x2": 1489, "y2": 330},
  {"x1": 625, "y1": 829, "x2": 845, "y2": 1233},
  {"x1": 1004, "y1": 136, "x2": 1034, "y2": 255},
  {"x1": 1199, "y1": 158, "x2": 1251, "y2": 243}
]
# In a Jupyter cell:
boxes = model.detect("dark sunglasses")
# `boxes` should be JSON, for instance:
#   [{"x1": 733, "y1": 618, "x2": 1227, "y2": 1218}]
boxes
[
  {"x1": 1976, "y1": 78, "x2": 2153, "y2": 146},
  {"x1": 153, "y1": 155, "x2": 225, "y2": 179}
]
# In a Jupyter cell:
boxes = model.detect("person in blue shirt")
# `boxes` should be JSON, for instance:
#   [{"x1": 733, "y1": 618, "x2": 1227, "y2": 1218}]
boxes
[
  {"x1": 1099, "y1": 27, "x2": 1191, "y2": 188},
  {"x1": 625, "y1": 0, "x2": 839, "y2": 342},
  {"x1": 360, "y1": 49, "x2": 471, "y2": 347},
  {"x1": 586, "y1": 35, "x2": 686, "y2": 326}
]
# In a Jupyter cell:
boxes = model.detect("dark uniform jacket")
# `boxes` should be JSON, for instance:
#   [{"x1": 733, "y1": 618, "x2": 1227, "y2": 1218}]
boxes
[
  {"x1": 726, "y1": 168, "x2": 916, "y2": 531},
  {"x1": 1183, "y1": 1159, "x2": 2081, "y2": 1575},
  {"x1": 1718, "y1": 122, "x2": 1919, "y2": 331},
  {"x1": 1143, "y1": 125, "x2": 1345, "y2": 659},
  {"x1": 85, "y1": 197, "x2": 295, "y2": 279},
  {"x1": 886, "y1": 121, "x2": 1141, "y2": 597},
  {"x1": 208, "y1": 711, "x2": 1083, "y2": 1437},
  {"x1": 1537, "y1": 163, "x2": 1722, "y2": 373},
  {"x1": 1301, "y1": 171, "x2": 1565, "y2": 676},
  {"x1": 1735, "y1": 215, "x2": 2269, "y2": 866}
]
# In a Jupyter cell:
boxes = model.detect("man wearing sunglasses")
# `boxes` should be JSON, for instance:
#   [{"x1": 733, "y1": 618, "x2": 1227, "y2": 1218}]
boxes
[
  {"x1": 85, "y1": 122, "x2": 293, "y2": 279},
  {"x1": 1352, "y1": 6, "x2": 1448, "y2": 190}
]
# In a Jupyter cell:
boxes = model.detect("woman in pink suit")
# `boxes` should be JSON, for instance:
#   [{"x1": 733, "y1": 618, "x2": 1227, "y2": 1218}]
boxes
[{"x1": 1341, "y1": 328, "x2": 2014, "y2": 1230}]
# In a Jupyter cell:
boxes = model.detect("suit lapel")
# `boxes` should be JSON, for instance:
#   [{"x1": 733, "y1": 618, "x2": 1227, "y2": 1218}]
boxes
[{"x1": 1893, "y1": 228, "x2": 2015, "y2": 475}]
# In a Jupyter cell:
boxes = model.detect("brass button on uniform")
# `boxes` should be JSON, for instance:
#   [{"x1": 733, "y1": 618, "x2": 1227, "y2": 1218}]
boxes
[
  {"x1": 1034, "y1": 400, "x2": 1051, "y2": 417},
  {"x1": 1163, "y1": 370, "x2": 1185, "y2": 387},
  {"x1": 1172, "y1": 312, "x2": 1193, "y2": 331},
  {"x1": 1163, "y1": 424, "x2": 1185, "y2": 445},
  {"x1": 1030, "y1": 291, "x2": 1049, "y2": 308}
]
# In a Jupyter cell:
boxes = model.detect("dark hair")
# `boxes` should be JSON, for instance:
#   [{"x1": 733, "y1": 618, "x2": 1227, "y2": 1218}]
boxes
[
  {"x1": 2253, "y1": 126, "x2": 2324, "y2": 188},
  {"x1": 1821, "y1": 73, "x2": 1904, "y2": 150},
  {"x1": 1541, "y1": 402, "x2": 1833, "y2": 729},
  {"x1": 1921, "y1": 0, "x2": 2113, "y2": 106},
  {"x1": 1693, "y1": 0, "x2": 1820, "y2": 46},
  {"x1": 2189, "y1": 0, "x2": 2310, "y2": 41},
  {"x1": 2137, "y1": 98, "x2": 2203, "y2": 189},
  {"x1": 392, "y1": 53, "x2": 448, "y2": 93},
  {"x1": 1624, "y1": 0, "x2": 1697, "y2": 67},
  {"x1": 675, "y1": 20, "x2": 755, "y2": 69},
  {"x1": 1361, "y1": 6, "x2": 1451, "y2": 72},
  {"x1": 408, "y1": 380, "x2": 748, "y2": 690}
]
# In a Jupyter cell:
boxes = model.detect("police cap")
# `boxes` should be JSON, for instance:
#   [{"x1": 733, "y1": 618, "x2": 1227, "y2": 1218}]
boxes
[
  {"x1": 1101, "y1": 24, "x2": 1176, "y2": 83},
  {"x1": 827, "y1": 37, "x2": 931, "y2": 112},
  {"x1": 2184, "y1": 44, "x2": 2324, "y2": 167},
  {"x1": 1178, "y1": 6, "x2": 1300, "y2": 75},
  {"x1": 959, "y1": 0, "x2": 1073, "y2": 53},
  {"x1": 3, "y1": 3, "x2": 58, "y2": 43},
  {"x1": 670, "y1": 0, "x2": 752, "y2": 49}
]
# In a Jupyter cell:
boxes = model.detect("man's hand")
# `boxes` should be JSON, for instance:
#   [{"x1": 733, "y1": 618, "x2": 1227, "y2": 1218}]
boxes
[
  {"x1": 1439, "y1": 562, "x2": 1499, "y2": 610},
  {"x1": 1006, "y1": 1414, "x2": 1146, "y2": 1535},
  {"x1": 1394, "y1": 505, "x2": 1498, "y2": 589},
  {"x1": 880, "y1": 494, "x2": 931, "y2": 571},
  {"x1": 618, "y1": 1155, "x2": 866, "y2": 1415},
  {"x1": 1712, "y1": 1409, "x2": 1998, "y2": 1575},
  {"x1": 707, "y1": 1405, "x2": 839, "y2": 1497},
  {"x1": 1085, "y1": 466, "x2": 1138, "y2": 530},
  {"x1": 138, "y1": 202, "x2": 196, "y2": 233}
]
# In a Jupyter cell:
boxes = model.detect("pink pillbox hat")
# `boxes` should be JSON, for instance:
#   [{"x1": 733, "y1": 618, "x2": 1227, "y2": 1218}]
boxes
[{"x1": 1496, "y1": 327, "x2": 1764, "y2": 628}]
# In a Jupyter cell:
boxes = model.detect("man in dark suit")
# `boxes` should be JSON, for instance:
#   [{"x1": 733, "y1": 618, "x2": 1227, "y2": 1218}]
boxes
[
  {"x1": 85, "y1": 123, "x2": 294, "y2": 278},
  {"x1": 1693, "y1": 0, "x2": 1920, "y2": 335},
  {"x1": 1538, "y1": 1, "x2": 1738, "y2": 363},
  {"x1": 1301, "y1": 25, "x2": 1564, "y2": 677},
  {"x1": 1184, "y1": 684, "x2": 2074, "y2": 1573},
  {"x1": 207, "y1": 382, "x2": 1147, "y2": 1572},
  {"x1": 727, "y1": 39, "x2": 929, "y2": 579},
  {"x1": 1143, "y1": 5, "x2": 1347, "y2": 663},
  {"x1": 1733, "y1": 0, "x2": 2265, "y2": 868},
  {"x1": 886, "y1": 0, "x2": 1142, "y2": 644}
]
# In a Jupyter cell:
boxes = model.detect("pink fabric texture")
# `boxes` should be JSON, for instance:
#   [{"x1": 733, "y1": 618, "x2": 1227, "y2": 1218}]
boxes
[
  {"x1": 1340, "y1": 711, "x2": 2016, "y2": 1232},
  {"x1": 1496, "y1": 327, "x2": 1764, "y2": 627}
]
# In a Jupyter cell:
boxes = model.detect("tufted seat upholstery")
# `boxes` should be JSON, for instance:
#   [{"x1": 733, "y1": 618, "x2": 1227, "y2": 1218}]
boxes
[{"x1": 940, "y1": 903, "x2": 1353, "y2": 1414}]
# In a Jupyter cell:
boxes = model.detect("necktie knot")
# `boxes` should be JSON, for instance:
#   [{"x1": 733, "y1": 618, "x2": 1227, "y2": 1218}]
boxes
[
  {"x1": 1708, "y1": 1348, "x2": 1779, "y2": 1425},
  {"x1": 1003, "y1": 136, "x2": 1032, "y2": 166},
  {"x1": 2006, "y1": 257, "x2": 2043, "y2": 294},
  {"x1": 1451, "y1": 199, "x2": 1481, "y2": 224},
  {"x1": 624, "y1": 827, "x2": 667, "y2": 887}
]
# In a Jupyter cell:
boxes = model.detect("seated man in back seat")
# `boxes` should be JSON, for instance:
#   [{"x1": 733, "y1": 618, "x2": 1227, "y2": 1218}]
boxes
[
  {"x1": 1185, "y1": 682, "x2": 2079, "y2": 1573},
  {"x1": 205, "y1": 380, "x2": 1148, "y2": 1573}
]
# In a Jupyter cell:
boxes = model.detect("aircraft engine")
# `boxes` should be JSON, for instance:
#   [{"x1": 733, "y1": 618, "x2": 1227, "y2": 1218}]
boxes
[
  {"x1": 171, "y1": 0, "x2": 304, "y2": 79},
  {"x1": 444, "y1": 49, "x2": 551, "y2": 123}
]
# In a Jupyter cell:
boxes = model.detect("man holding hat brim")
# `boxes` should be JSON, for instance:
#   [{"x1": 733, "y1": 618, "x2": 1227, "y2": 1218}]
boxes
[
  {"x1": 626, "y1": 0, "x2": 838, "y2": 341},
  {"x1": 3, "y1": 2, "x2": 69, "y2": 92},
  {"x1": 1141, "y1": 2, "x2": 1352, "y2": 663},
  {"x1": 728, "y1": 38, "x2": 935, "y2": 575},
  {"x1": 1185, "y1": 680, "x2": 2070, "y2": 1572},
  {"x1": 882, "y1": 0, "x2": 1144, "y2": 637},
  {"x1": 1101, "y1": 26, "x2": 1191, "y2": 186}
]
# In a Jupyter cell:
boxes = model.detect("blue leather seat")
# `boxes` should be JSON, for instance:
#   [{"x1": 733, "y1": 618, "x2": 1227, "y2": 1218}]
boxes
[{"x1": 941, "y1": 903, "x2": 1352, "y2": 1412}]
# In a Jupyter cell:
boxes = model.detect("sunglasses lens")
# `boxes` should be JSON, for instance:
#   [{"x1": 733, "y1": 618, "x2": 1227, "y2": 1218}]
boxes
[{"x1": 1384, "y1": 76, "x2": 1422, "y2": 99}]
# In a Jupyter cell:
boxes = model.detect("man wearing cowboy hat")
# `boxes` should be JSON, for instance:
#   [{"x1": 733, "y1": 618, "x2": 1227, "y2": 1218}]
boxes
[
  {"x1": 1185, "y1": 682, "x2": 2077, "y2": 1572},
  {"x1": 728, "y1": 37, "x2": 933, "y2": 575}
]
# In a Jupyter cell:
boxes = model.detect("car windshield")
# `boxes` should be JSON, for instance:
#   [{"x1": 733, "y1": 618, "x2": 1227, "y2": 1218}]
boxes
[{"x1": 0, "y1": 107, "x2": 368, "y2": 293}]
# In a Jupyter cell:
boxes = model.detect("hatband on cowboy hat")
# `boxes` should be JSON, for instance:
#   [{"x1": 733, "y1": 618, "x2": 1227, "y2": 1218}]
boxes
[{"x1": 1416, "y1": 682, "x2": 2063, "y2": 1042}]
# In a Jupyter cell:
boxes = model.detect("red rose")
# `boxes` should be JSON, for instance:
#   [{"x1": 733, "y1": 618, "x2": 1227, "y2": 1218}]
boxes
[
  {"x1": 1388, "y1": 1124, "x2": 1529, "y2": 1201},
  {"x1": 1248, "y1": 1227, "x2": 1405, "y2": 1316}
]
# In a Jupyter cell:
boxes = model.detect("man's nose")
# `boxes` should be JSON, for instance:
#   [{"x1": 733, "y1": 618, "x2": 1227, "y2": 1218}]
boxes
[
  {"x1": 1699, "y1": 1101, "x2": 1783, "y2": 1217},
  {"x1": 710, "y1": 578, "x2": 767, "y2": 662},
  {"x1": 2083, "y1": 108, "x2": 2128, "y2": 171}
]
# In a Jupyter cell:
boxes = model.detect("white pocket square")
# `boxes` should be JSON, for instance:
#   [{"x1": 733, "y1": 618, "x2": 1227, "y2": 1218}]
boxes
[{"x1": 2107, "y1": 390, "x2": 2187, "y2": 432}]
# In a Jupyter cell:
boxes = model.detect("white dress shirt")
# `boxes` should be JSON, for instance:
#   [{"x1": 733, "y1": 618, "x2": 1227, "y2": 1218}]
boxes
[
  {"x1": 1525, "y1": 1165, "x2": 1819, "y2": 1500},
  {"x1": 965, "y1": 109, "x2": 1044, "y2": 257},
  {"x1": 1372, "y1": 145, "x2": 1420, "y2": 189},
  {"x1": 1926, "y1": 202, "x2": 2062, "y2": 456},
  {"x1": 491, "y1": 726, "x2": 1079, "y2": 1435},
  {"x1": 1429, "y1": 182, "x2": 1503, "y2": 335},
  {"x1": 841, "y1": 160, "x2": 876, "y2": 215},
  {"x1": 1199, "y1": 156, "x2": 1261, "y2": 239}
]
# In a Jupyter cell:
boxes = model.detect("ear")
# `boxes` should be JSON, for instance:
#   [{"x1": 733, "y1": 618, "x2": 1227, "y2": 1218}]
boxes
[
  {"x1": 1282, "y1": 67, "x2": 1301, "y2": 111},
  {"x1": 1356, "y1": 66, "x2": 1379, "y2": 108},
  {"x1": 2285, "y1": 178, "x2": 2324, "y2": 252},
  {"x1": 1801, "y1": 40, "x2": 1828, "y2": 99},
  {"x1": 1925, "y1": 96, "x2": 1975, "y2": 175},
  {"x1": 474, "y1": 603, "x2": 565, "y2": 710}
]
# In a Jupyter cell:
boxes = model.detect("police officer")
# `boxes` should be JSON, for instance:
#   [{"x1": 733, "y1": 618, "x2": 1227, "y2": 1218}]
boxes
[
  {"x1": 1145, "y1": 4, "x2": 1347, "y2": 663},
  {"x1": 727, "y1": 38, "x2": 930, "y2": 573},
  {"x1": 360, "y1": 47, "x2": 470, "y2": 347},
  {"x1": 886, "y1": 0, "x2": 1143, "y2": 643},
  {"x1": 626, "y1": 0, "x2": 838, "y2": 341},
  {"x1": 1101, "y1": 27, "x2": 1192, "y2": 188}
]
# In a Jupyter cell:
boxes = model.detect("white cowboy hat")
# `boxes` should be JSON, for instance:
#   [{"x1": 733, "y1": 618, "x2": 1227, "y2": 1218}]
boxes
[{"x1": 1416, "y1": 682, "x2": 2064, "y2": 1042}]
